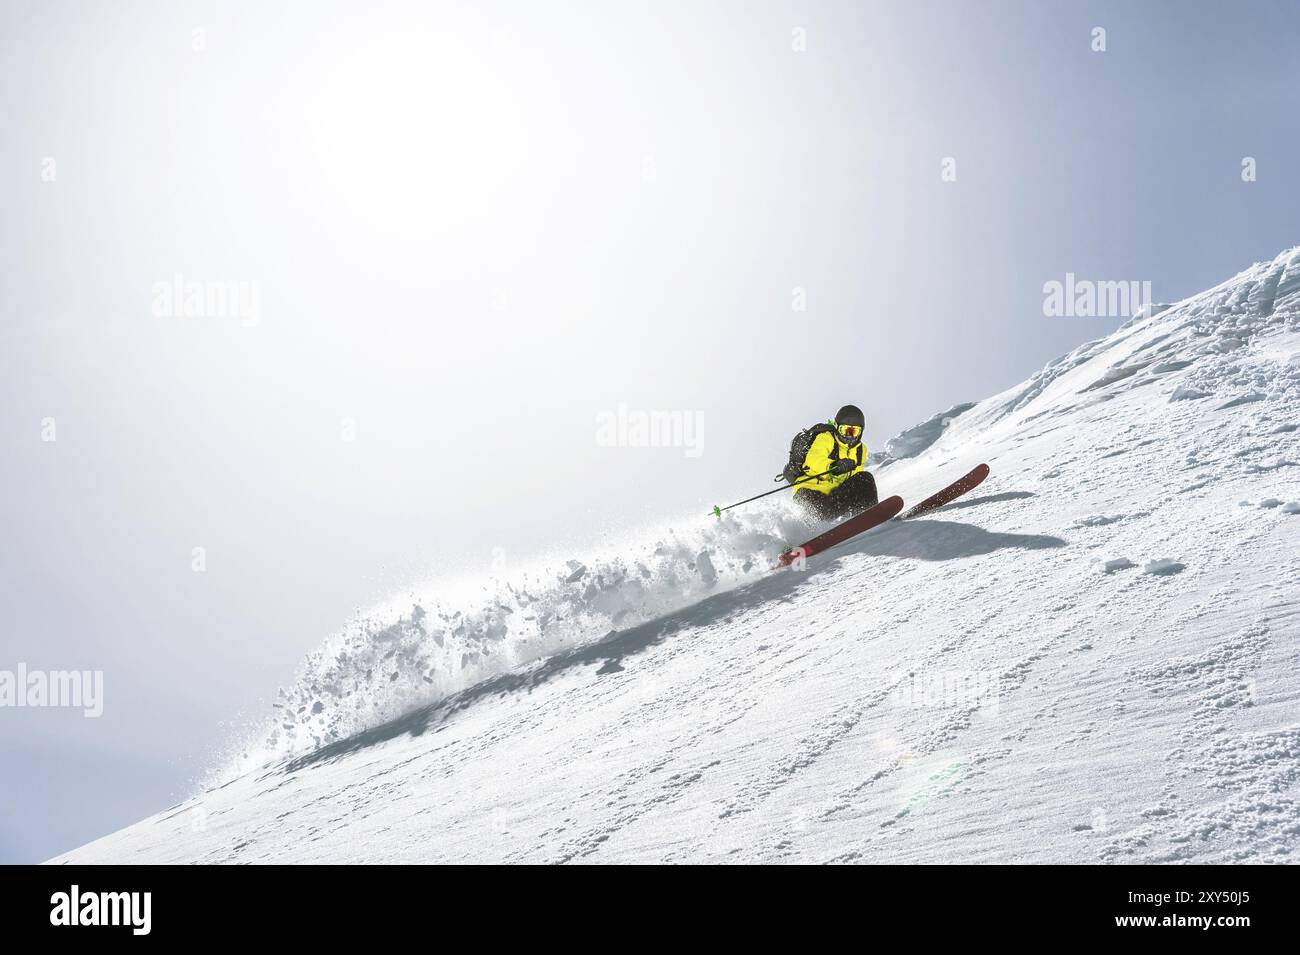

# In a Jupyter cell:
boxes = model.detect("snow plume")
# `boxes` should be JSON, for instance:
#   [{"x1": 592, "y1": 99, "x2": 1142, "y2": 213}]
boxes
[{"x1": 220, "y1": 502, "x2": 813, "y2": 775}]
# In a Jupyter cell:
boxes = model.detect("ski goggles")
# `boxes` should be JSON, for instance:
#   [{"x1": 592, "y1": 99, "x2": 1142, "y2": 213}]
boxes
[{"x1": 837, "y1": 423, "x2": 863, "y2": 440}]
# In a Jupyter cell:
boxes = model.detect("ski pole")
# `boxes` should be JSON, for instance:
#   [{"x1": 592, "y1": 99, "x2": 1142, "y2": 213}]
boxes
[{"x1": 710, "y1": 468, "x2": 837, "y2": 518}]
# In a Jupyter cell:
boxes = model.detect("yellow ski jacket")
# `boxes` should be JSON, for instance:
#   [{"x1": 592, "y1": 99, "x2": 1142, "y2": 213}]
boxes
[{"x1": 795, "y1": 431, "x2": 867, "y2": 496}]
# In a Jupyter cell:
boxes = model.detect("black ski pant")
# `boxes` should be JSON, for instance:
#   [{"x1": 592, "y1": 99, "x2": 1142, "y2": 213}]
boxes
[{"x1": 794, "y1": 471, "x2": 879, "y2": 522}]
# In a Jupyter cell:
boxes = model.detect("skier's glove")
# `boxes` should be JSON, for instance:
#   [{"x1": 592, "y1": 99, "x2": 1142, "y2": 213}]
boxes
[{"x1": 829, "y1": 458, "x2": 856, "y2": 475}]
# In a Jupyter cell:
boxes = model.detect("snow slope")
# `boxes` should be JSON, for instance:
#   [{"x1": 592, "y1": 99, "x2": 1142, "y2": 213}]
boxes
[{"x1": 55, "y1": 249, "x2": 1300, "y2": 864}]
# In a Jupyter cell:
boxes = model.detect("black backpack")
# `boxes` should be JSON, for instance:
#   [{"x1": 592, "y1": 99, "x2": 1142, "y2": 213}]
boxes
[{"x1": 774, "y1": 422, "x2": 862, "y2": 484}]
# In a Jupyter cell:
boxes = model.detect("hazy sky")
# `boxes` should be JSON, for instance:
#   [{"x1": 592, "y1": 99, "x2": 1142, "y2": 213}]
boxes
[{"x1": 2, "y1": 0, "x2": 1298, "y2": 862}]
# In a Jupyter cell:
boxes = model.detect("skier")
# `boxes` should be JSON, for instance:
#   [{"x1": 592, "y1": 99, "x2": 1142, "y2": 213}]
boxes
[{"x1": 791, "y1": 404, "x2": 878, "y2": 521}]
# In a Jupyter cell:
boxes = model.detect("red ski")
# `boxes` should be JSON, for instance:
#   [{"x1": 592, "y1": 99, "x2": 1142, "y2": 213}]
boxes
[
  {"x1": 772, "y1": 465, "x2": 989, "y2": 569},
  {"x1": 774, "y1": 495, "x2": 904, "y2": 568},
  {"x1": 899, "y1": 463, "x2": 990, "y2": 520}
]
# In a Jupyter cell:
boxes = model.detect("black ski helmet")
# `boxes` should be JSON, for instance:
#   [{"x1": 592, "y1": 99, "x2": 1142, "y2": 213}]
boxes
[
  {"x1": 834, "y1": 404, "x2": 865, "y2": 448},
  {"x1": 834, "y1": 404, "x2": 865, "y2": 428}
]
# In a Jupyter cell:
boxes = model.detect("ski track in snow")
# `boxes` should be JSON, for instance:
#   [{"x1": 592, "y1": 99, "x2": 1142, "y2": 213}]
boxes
[{"x1": 53, "y1": 248, "x2": 1300, "y2": 864}]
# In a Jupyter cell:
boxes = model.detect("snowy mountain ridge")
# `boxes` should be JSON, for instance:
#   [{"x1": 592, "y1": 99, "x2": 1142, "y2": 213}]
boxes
[{"x1": 55, "y1": 248, "x2": 1300, "y2": 864}]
